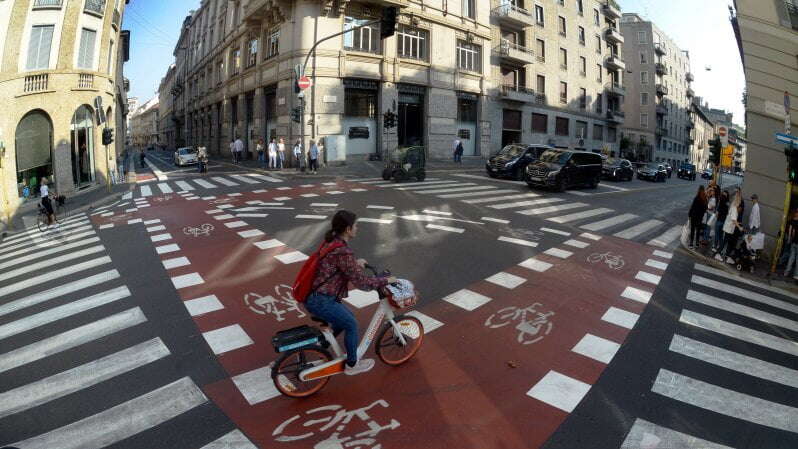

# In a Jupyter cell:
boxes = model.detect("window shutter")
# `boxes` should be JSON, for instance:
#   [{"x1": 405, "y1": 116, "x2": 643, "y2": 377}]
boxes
[
  {"x1": 79, "y1": 29, "x2": 96, "y2": 69},
  {"x1": 37, "y1": 26, "x2": 54, "y2": 70},
  {"x1": 26, "y1": 26, "x2": 43, "y2": 70}
]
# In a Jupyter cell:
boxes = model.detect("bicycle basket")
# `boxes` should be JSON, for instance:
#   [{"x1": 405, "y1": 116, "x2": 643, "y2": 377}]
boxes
[
  {"x1": 384, "y1": 279, "x2": 419, "y2": 309},
  {"x1": 272, "y1": 325, "x2": 323, "y2": 353}
]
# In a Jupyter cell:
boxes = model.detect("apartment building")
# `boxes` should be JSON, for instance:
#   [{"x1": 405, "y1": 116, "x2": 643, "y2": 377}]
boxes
[
  {"x1": 129, "y1": 96, "x2": 158, "y2": 147},
  {"x1": 166, "y1": 0, "x2": 495, "y2": 162},
  {"x1": 0, "y1": 0, "x2": 130, "y2": 219},
  {"x1": 689, "y1": 102, "x2": 715, "y2": 170},
  {"x1": 157, "y1": 64, "x2": 177, "y2": 149},
  {"x1": 489, "y1": 0, "x2": 625, "y2": 156},
  {"x1": 619, "y1": 13, "x2": 693, "y2": 166}
]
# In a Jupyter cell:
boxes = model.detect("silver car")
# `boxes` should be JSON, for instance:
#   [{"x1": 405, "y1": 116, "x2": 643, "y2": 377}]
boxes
[{"x1": 174, "y1": 147, "x2": 198, "y2": 166}]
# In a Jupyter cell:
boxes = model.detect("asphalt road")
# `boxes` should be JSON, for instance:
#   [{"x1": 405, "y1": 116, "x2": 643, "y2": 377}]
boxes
[{"x1": 0, "y1": 155, "x2": 789, "y2": 449}]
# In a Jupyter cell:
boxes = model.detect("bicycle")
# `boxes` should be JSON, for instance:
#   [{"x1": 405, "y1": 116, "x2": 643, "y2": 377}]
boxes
[
  {"x1": 36, "y1": 194, "x2": 66, "y2": 232},
  {"x1": 586, "y1": 251, "x2": 625, "y2": 270},
  {"x1": 271, "y1": 265, "x2": 424, "y2": 398}
]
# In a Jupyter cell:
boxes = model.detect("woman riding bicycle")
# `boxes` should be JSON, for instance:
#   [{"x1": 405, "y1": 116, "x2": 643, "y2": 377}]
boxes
[
  {"x1": 40, "y1": 177, "x2": 57, "y2": 229},
  {"x1": 305, "y1": 210, "x2": 396, "y2": 375}
]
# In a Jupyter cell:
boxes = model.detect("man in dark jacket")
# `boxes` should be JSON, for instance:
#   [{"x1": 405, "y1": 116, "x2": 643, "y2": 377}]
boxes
[
  {"x1": 688, "y1": 186, "x2": 708, "y2": 249},
  {"x1": 713, "y1": 190, "x2": 730, "y2": 252}
]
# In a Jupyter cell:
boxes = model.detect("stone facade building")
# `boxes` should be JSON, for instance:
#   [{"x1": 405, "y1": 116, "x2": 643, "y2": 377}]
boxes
[
  {"x1": 688, "y1": 102, "x2": 715, "y2": 170},
  {"x1": 157, "y1": 64, "x2": 177, "y2": 149},
  {"x1": 619, "y1": 13, "x2": 693, "y2": 166},
  {"x1": 129, "y1": 95, "x2": 158, "y2": 147},
  {"x1": 0, "y1": 0, "x2": 130, "y2": 221}
]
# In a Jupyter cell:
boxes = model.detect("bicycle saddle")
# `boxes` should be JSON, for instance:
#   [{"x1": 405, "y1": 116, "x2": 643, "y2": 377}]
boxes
[{"x1": 310, "y1": 316, "x2": 330, "y2": 327}]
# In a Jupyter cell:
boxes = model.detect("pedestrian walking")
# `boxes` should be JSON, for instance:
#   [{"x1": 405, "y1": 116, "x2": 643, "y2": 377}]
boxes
[
  {"x1": 783, "y1": 210, "x2": 798, "y2": 278},
  {"x1": 293, "y1": 140, "x2": 304, "y2": 172},
  {"x1": 748, "y1": 193, "x2": 760, "y2": 234},
  {"x1": 234, "y1": 136, "x2": 244, "y2": 164},
  {"x1": 452, "y1": 137, "x2": 461, "y2": 163},
  {"x1": 256, "y1": 139, "x2": 265, "y2": 168},
  {"x1": 277, "y1": 138, "x2": 286, "y2": 170},
  {"x1": 713, "y1": 190, "x2": 729, "y2": 252},
  {"x1": 229, "y1": 140, "x2": 236, "y2": 163},
  {"x1": 139, "y1": 150, "x2": 146, "y2": 168},
  {"x1": 197, "y1": 146, "x2": 208, "y2": 174},
  {"x1": 716, "y1": 190, "x2": 743, "y2": 263},
  {"x1": 702, "y1": 186, "x2": 717, "y2": 244},
  {"x1": 268, "y1": 138, "x2": 278, "y2": 169},
  {"x1": 309, "y1": 140, "x2": 320, "y2": 174},
  {"x1": 688, "y1": 185, "x2": 708, "y2": 249}
]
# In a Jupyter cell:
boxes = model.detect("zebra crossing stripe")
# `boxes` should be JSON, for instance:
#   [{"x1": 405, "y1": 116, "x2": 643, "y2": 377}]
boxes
[
  {"x1": 437, "y1": 189, "x2": 518, "y2": 199},
  {"x1": 0, "y1": 236, "x2": 101, "y2": 271},
  {"x1": 680, "y1": 309, "x2": 798, "y2": 356},
  {"x1": 647, "y1": 225, "x2": 683, "y2": 248},
  {"x1": 395, "y1": 182, "x2": 470, "y2": 191},
  {"x1": 621, "y1": 419, "x2": 732, "y2": 449},
  {"x1": 0, "y1": 256, "x2": 112, "y2": 300},
  {"x1": 490, "y1": 197, "x2": 563, "y2": 210},
  {"x1": 201, "y1": 430, "x2": 257, "y2": 449},
  {"x1": 497, "y1": 236, "x2": 538, "y2": 247},
  {"x1": 9, "y1": 377, "x2": 207, "y2": 449},
  {"x1": 686, "y1": 289, "x2": 798, "y2": 332},
  {"x1": 517, "y1": 202, "x2": 587, "y2": 216},
  {"x1": 0, "y1": 270, "x2": 120, "y2": 318},
  {"x1": 230, "y1": 174, "x2": 260, "y2": 184},
  {"x1": 418, "y1": 186, "x2": 498, "y2": 195},
  {"x1": 212, "y1": 176, "x2": 238, "y2": 186},
  {"x1": 463, "y1": 192, "x2": 541, "y2": 204},
  {"x1": 175, "y1": 180, "x2": 195, "y2": 191},
  {"x1": 613, "y1": 219, "x2": 664, "y2": 239},
  {"x1": 580, "y1": 213, "x2": 638, "y2": 231},
  {"x1": 0, "y1": 245, "x2": 106, "y2": 283},
  {"x1": 526, "y1": 370, "x2": 591, "y2": 413},
  {"x1": 547, "y1": 208, "x2": 613, "y2": 224},
  {"x1": 691, "y1": 274, "x2": 798, "y2": 314},
  {"x1": 694, "y1": 263, "x2": 798, "y2": 301},
  {"x1": 194, "y1": 179, "x2": 216, "y2": 188},
  {"x1": 140, "y1": 185, "x2": 152, "y2": 197},
  {"x1": 0, "y1": 223, "x2": 93, "y2": 255},
  {"x1": 0, "y1": 307, "x2": 147, "y2": 374},
  {"x1": 247, "y1": 173, "x2": 282, "y2": 183},
  {"x1": 0, "y1": 338, "x2": 170, "y2": 419},
  {"x1": 157, "y1": 183, "x2": 173, "y2": 194},
  {"x1": 379, "y1": 180, "x2": 453, "y2": 188}
]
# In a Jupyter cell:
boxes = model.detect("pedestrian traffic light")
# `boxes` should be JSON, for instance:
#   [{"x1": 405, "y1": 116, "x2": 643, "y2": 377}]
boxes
[
  {"x1": 102, "y1": 128, "x2": 114, "y2": 145},
  {"x1": 291, "y1": 107, "x2": 301, "y2": 123},
  {"x1": 787, "y1": 145, "x2": 798, "y2": 183},
  {"x1": 708, "y1": 138, "x2": 721, "y2": 166},
  {"x1": 380, "y1": 7, "x2": 398, "y2": 40}
]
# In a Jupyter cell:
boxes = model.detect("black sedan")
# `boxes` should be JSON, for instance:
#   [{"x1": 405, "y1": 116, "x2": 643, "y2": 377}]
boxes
[
  {"x1": 677, "y1": 163, "x2": 697, "y2": 180},
  {"x1": 637, "y1": 162, "x2": 668, "y2": 182},
  {"x1": 602, "y1": 158, "x2": 635, "y2": 181}
]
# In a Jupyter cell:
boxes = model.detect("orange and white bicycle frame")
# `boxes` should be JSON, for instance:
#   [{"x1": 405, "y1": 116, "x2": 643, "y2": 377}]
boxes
[{"x1": 298, "y1": 297, "x2": 408, "y2": 381}]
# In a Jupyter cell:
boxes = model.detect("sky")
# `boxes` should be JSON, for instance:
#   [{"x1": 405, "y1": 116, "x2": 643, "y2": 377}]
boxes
[{"x1": 122, "y1": 0, "x2": 746, "y2": 125}]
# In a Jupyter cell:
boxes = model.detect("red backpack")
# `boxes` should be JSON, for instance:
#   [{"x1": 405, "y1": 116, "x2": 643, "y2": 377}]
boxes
[{"x1": 292, "y1": 241, "x2": 345, "y2": 302}]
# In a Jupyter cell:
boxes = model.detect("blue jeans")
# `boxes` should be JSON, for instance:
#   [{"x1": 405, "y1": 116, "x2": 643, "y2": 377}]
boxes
[
  {"x1": 714, "y1": 220, "x2": 725, "y2": 250},
  {"x1": 784, "y1": 243, "x2": 798, "y2": 277},
  {"x1": 304, "y1": 293, "x2": 359, "y2": 365}
]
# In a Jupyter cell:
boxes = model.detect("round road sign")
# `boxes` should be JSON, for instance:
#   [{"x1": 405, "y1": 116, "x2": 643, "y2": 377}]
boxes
[{"x1": 298, "y1": 76, "x2": 312, "y2": 90}]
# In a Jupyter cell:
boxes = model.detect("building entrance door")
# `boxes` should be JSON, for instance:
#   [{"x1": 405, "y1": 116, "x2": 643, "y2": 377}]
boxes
[
  {"x1": 15, "y1": 110, "x2": 53, "y2": 197},
  {"x1": 398, "y1": 92, "x2": 424, "y2": 147},
  {"x1": 70, "y1": 105, "x2": 96, "y2": 190},
  {"x1": 502, "y1": 109, "x2": 522, "y2": 147}
]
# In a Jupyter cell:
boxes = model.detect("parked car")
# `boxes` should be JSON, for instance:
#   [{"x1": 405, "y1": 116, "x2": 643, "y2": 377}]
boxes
[
  {"x1": 602, "y1": 158, "x2": 635, "y2": 181},
  {"x1": 664, "y1": 163, "x2": 673, "y2": 178},
  {"x1": 677, "y1": 163, "x2": 697, "y2": 180},
  {"x1": 486, "y1": 144, "x2": 551, "y2": 180},
  {"x1": 701, "y1": 168, "x2": 713, "y2": 179},
  {"x1": 525, "y1": 149, "x2": 603, "y2": 191},
  {"x1": 637, "y1": 162, "x2": 668, "y2": 182},
  {"x1": 174, "y1": 147, "x2": 198, "y2": 166}
]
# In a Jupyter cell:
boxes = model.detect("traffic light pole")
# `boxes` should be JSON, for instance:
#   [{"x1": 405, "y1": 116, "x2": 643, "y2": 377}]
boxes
[
  {"x1": 105, "y1": 126, "x2": 112, "y2": 193},
  {"x1": 771, "y1": 141, "x2": 795, "y2": 274}
]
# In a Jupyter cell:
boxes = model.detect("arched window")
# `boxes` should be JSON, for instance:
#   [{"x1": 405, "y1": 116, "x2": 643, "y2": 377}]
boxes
[
  {"x1": 71, "y1": 105, "x2": 96, "y2": 188},
  {"x1": 15, "y1": 110, "x2": 53, "y2": 198}
]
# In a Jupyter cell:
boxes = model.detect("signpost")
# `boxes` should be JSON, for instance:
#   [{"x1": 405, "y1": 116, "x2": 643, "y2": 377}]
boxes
[{"x1": 297, "y1": 76, "x2": 312, "y2": 90}]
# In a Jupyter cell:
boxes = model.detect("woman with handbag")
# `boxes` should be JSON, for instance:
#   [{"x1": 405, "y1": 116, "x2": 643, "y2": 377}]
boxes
[
  {"x1": 702, "y1": 187, "x2": 717, "y2": 245},
  {"x1": 688, "y1": 185, "x2": 707, "y2": 249}
]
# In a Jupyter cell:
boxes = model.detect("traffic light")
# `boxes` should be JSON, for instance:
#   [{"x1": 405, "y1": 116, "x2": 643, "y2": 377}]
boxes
[
  {"x1": 102, "y1": 128, "x2": 114, "y2": 145},
  {"x1": 380, "y1": 7, "x2": 398, "y2": 40},
  {"x1": 294, "y1": 78, "x2": 300, "y2": 94},
  {"x1": 708, "y1": 138, "x2": 721, "y2": 166},
  {"x1": 787, "y1": 145, "x2": 798, "y2": 183},
  {"x1": 290, "y1": 107, "x2": 301, "y2": 123}
]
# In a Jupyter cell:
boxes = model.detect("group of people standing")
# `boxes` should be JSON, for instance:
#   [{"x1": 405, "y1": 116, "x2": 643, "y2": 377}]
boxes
[
  {"x1": 688, "y1": 183, "x2": 760, "y2": 264},
  {"x1": 253, "y1": 138, "x2": 321, "y2": 173}
]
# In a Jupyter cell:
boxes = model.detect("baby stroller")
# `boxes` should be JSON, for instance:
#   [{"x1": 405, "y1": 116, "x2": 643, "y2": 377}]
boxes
[{"x1": 731, "y1": 232, "x2": 763, "y2": 273}]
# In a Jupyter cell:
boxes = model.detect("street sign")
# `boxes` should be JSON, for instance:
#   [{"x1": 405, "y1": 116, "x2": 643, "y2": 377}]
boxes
[
  {"x1": 718, "y1": 125, "x2": 728, "y2": 147},
  {"x1": 297, "y1": 76, "x2": 312, "y2": 90},
  {"x1": 776, "y1": 132, "x2": 798, "y2": 146}
]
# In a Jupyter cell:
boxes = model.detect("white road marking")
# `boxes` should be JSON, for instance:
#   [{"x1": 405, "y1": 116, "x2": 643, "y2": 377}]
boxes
[
  {"x1": 620, "y1": 419, "x2": 733, "y2": 449},
  {"x1": 0, "y1": 256, "x2": 111, "y2": 300},
  {"x1": 580, "y1": 213, "x2": 638, "y2": 231},
  {"x1": 0, "y1": 338, "x2": 170, "y2": 418},
  {"x1": 224, "y1": 221, "x2": 248, "y2": 228},
  {"x1": 230, "y1": 174, "x2": 260, "y2": 184},
  {"x1": 237, "y1": 213, "x2": 269, "y2": 218},
  {"x1": 464, "y1": 192, "x2": 542, "y2": 205},
  {"x1": 485, "y1": 272, "x2": 527, "y2": 289},
  {"x1": 358, "y1": 218, "x2": 394, "y2": 224},
  {"x1": 171, "y1": 272, "x2": 205, "y2": 289},
  {"x1": 300, "y1": 193, "x2": 319, "y2": 198},
  {"x1": 442, "y1": 289, "x2": 492, "y2": 311},
  {"x1": 101, "y1": 212, "x2": 113, "y2": 217},
  {"x1": 691, "y1": 274, "x2": 798, "y2": 314},
  {"x1": 519, "y1": 258, "x2": 553, "y2": 272},
  {"x1": 497, "y1": 236, "x2": 538, "y2": 247},
  {"x1": 213, "y1": 214, "x2": 235, "y2": 220},
  {"x1": 645, "y1": 259, "x2": 669, "y2": 270},
  {"x1": 565, "y1": 190, "x2": 593, "y2": 197},
  {"x1": 437, "y1": 189, "x2": 517, "y2": 199},
  {"x1": 125, "y1": 208, "x2": 137, "y2": 213},
  {"x1": 227, "y1": 192, "x2": 243, "y2": 197},
  {"x1": 694, "y1": 264, "x2": 798, "y2": 301},
  {"x1": 143, "y1": 219, "x2": 161, "y2": 225},
  {"x1": 254, "y1": 239, "x2": 285, "y2": 250},
  {"x1": 205, "y1": 209, "x2": 223, "y2": 214},
  {"x1": 194, "y1": 179, "x2": 216, "y2": 188},
  {"x1": 150, "y1": 233, "x2": 172, "y2": 242},
  {"x1": 9, "y1": 377, "x2": 208, "y2": 449},
  {"x1": 175, "y1": 180, "x2": 195, "y2": 191},
  {"x1": 613, "y1": 219, "x2": 664, "y2": 239},
  {"x1": 296, "y1": 214, "x2": 328, "y2": 220},
  {"x1": 621, "y1": 286, "x2": 652, "y2": 304},
  {"x1": 128, "y1": 218, "x2": 143, "y2": 224},
  {"x1": 367, "y1": 205, "x2": 394, "y2": 210},
  {"x1": 422, "y1": 210, "x2": 453, "y2": 216},
  {"x1": 426, "y1": 224, "x2": 465, "y2": 233},
  {"x1": 184, "y1": 295, "x2": 224, "y2": 317},
  {"x1": 162, "y1": 257, "x2": 190, "y2": 270},
  {"x1": 518, "y1": 202, "x2": 587, "y2": 216},
  {"x1": 647, "y1": 225, "x2": 683, "y2": 248},
  {"x1": 274, "y1": 196, "x2": 292, "y2": 201},
  {"x1": 653, "y1": 250, "x2": 674, "y2": 259},
  {"x1": 419, "y1": 185, "x2": 499, "y2": 195},
  {"x1": 252, "y1": 189, "x2": 267, "y2": 193},
  {"x1": 275, "y1": 251, "x2": 308, "y2": 264},
  {"x1": 212, "y1": 176, "x2": 238, "y2": 186},
  {"x1": 686, "y1": 289, "x2": 798, "y2": 332},
  {"x1": 651, "y1": 369, "x2": 798, "y2": 433},
  {"x1": 544, "y1": 248, "x2": 573, "y2": 259},
  {"x1": 217, "y1": 204, "x2": 235, "y2": 209},
  {"x1": 0, "y1": 245, "x2": 107, "y2": 283},
  {"x1": 0, "y1": 307, "x2": 147, "y2": 374},
  {"x1": 350, "y1": 188, "x2": 367, "y2": 192},
  {"x1": 571, "y1": 333, "x2": 621, "y2": 364},
  {"x1": 246, "y1": 173, "x2": 282, "y2": 183},
  {"x1": 157, "y1": 182, "x2": 173, "y2": 194},
  {"x1": 547, "y1": 208, "x2": 613, "y2": 224},
  {"x1": 680, "y1": 309, "x2": 798, "y2": 356},
  {"x1": 395, "y1": 182, "x2": 470, "y2": 191},
  {"x1": 326, "y1": 190, "x2": 345, "y2": 195},
  {"x1": 99, "y1": 224, "x2": 114, "y2": 229},
  {"x1": 238, "y1": 229, "x2": 265, "y2": 238},
  {"x1": 155, "y1": 244, "x2": 180, "y2": 255},
  {"x1": 579, "y1": 232, "x2": 602, "y2": 241},
  {"x1": 601, "y1": 307, "x2": 639, "y2": 329},
  {"x1": 482, "y1": 217, "x2": 510, "y2": 224},
  {"x1": 563, "y1": 239, "x2": 590, "y2": 249},
  {"x1": 0, "y1": 270, "x2": 119, "y2": 318},
  {"x1": 0, "y1": 236, "x2": 101, "y2": 271},
  {"x1": 490, "y1": 197, "x2": 562, "y2": 210},
  {"x1": 526, "y1": 370, "x2": 591, "y2": 413},
  {"x1": 541, "y1": 227, "x2": 571, "y2": 236},
  {"x1": 203, "y1": 324, "x2": 254, "y2": 354},
  {"x1": 310, "y1": 203, "x2": 338, "y2": 207},
  {"x1": 405, "y1": 311, "x2": 445, "y2": 333},
  {"x1": 139, "y1": 185, "x2": 152, "y2": 197},
  {"x1": 379, "y1": 180, "x2": 454, "y2": 188},
  {"x1": 201, "y1": 430, "x2": 257, "y2": 449},
  {"x1": 232, "y1": 365, "x2": 280, "y2": 405}
]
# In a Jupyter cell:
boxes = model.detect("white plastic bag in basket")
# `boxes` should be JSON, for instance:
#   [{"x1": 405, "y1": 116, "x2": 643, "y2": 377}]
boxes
[{"x1": 386, "y1": 279, "x2": 416, "y2": 308}]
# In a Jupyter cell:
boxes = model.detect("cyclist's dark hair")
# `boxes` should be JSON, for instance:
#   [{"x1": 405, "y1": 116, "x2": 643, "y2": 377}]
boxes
[{"x1": 325, "y1": 210, "x2": 357, "y2": 242}]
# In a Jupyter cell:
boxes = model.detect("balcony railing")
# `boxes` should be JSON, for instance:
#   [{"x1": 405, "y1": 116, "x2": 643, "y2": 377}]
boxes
[
  {"x1": 654, "y1": 43, "x2": 667, "y2": 56},
  {"x1": 606, "y1": 110, "x2": 625, "y2": 123},
  {"x1": 500, "y1": 84, "x2": 537, "y2": 103},
  {"x1": 655, "y1": 62, "x2": 666, "y2": 75},
  {"x1": 495, "y1": 40, "x2": 536, "y2": 65},
  {"x1": 33, "y1": 0, "x2": 63, "y2": 8},
  {"x1": 112, "y1": 8, "x2": 120, "y2": 29},
  {"x1": 656, "y1": 84, "x2": 668, "y2": 96},
  {"x1": 24, "y1": 74, "x2": 49, "y2": 93},
  {"x1": 84, "y1": 0, "x2": 105, "y2": 16},
  {"x1": 605, "y1": 81, "x2": 626, "y2": 96},
  {"x1": 604, "y1": 55, "x2": 625, "y2": 71},
  {"x1": 491, "y1": 4, "x2": 535, "y2": 27},
  {"x1": 77, "y1": 73, "x2": 94, "y2": 89},
  {"x1": 605, "y1": 27, "x2": 624, "y2": 44},
  {"x1": 603, "y1": 1, "x2": 621, "y2": 19}
]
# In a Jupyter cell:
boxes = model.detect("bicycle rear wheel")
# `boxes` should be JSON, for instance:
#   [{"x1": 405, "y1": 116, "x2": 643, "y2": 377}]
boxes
[
  {"x1": 37, "y1": 213, "x2": 47, "y2": 232},
  {"x1": 272, "y1": 347, "x2": 332, "y2": 398},
  {"x1": 376, "y1": 316, "x2": 424, "y2": 366}
]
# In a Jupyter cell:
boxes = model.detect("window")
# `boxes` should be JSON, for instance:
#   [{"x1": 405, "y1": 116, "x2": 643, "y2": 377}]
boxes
[
  {"x1": 535, "y1": 5, "x2": 545, "y2": 25},
  {"x1": 638, "y1": 31, "x2": 646, "y2": 43},
  {"x1": 532, "y1": 113, "x2": 548, "y2": 133},
  {"x1": 641, "y1": 92, "x2": 649, "y2": 105},
  {"x1": 640, "y1": 52, "x2": 648, "y2": 64},
  {"x1": 25, "y1": 25, "x2": 54, "y2": 70},
  {"x1": 536, "y1": 75, "x2": 545, "y2": 95},
  {"x1": 579, "y1": 56, "x2": 586, "y2": 76},
  {"x1": 640, "y1": 71, "x2": 648, "y2": 84},
  {"x1": 345, "y1": 89, "x2": 377, "y2": 117},
  {"x1": 595, "y1": 35, "x2": 601, "y2": 54},
  {"x1": 217, "y1": 59, "x2": 224, "y2": 84},
  {"x1": 230, "y1": 48, "x2": 240, "y2": 75},
  {"x1": 107, "y1": 40, "x2": 114, "y2": 75},
  {"x1": 559, "y1": 48, "x2": 567, "y2": 70},
  {"x1": 576, "y1": 0, "x2": 584, "y2": 15},
  {"x1": 579, "y1": 88, "x2": 587, "y2": 109},
  {"x1": 575, "y1": 120, "x2": 587, "y2": 138},
  {"x1": 593, "y1": 8, "x2": 600, "y2": 25},
  {"x1": 559, "y1": 81, "x2": 567, "y2": 104},
  {"x1": 595, "y1": 92, "x2": 603, "y2": 113},
  {"x1": 77, "y1": 28, "x2": 97, "y2": 69},
  {"x1": 397, "y1": 25, "x2": 427, "y2": 61},
  {"x1": 556, "y1": 117, "x2": 569, "y2": 136},
  {"x1": 463, "y1": 0, "x2": 475, "y2": 19},
  {"x1": 258, "y1": 30, "x2": 275, "y2": 58},
  {"x1": 607, "y1": 127, "x2": 617, "y2": 142},
  {"x1": 578, "y1": 26, "x2": 585, "y2": 45},
  {"x1": 558, "y1": 16, "x2": 566, "y2": 36},
  {"x1": 593, "y1": 124, "x2": 603, "y2": 140},
  {"x1": 457, "y1": 41, "x2": 481, "y2": 72},
  {"x1": 536, "y1": 39, "x2": 545, "y2": 62},
  {"x1": 247, "y1": 38, "x2": 258, "y2": 67},
  {"x1": 344, "y1": 16, "x2": 380, "y2": 53},
  {"x1": 641, "y1": 113, "x2": 649, "y2": 127},
  {"x1": 596, "y1": 64, "x2": 602, "y2": 82}
]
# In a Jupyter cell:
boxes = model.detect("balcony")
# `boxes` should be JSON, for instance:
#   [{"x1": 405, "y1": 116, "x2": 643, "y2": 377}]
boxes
[
  {"x1": 656, "y1": 126, "x2": 668, "y2": 137},
  {"x1": 655, "y1": 62, "x2": 666, "y2": 75},
  {"x1": 656, "y1": 84, "x2": 668, "y2": 96},
  {"x1": 23, "y1": 74, "x2": 49, "y2": 93},
  {"x1": 604, "y1": 54, "x2": 625, "y2": 71},
  {"x1": 605, "y1": 27, "x2": 624, "y2": 44},
  {"x1": 495, "y1": 40, "x2": 536, "y2": 65},
  {"x1": 686, "y1": 117, "x2": 695, "y2": 129},
  {"x1": 84, "y1": 0, "x2": 105, "y2": 16},
  {"x1": 605, "y1": 81, "x2": 626, "y2": 97},
  {"x1": 33, "y1": 0, "x2": 63, "y2": 9},
  {"x1": 500, "y1": 84, "x2": 536, "y2": 103},
  {"x1": 654, "y1": 43, "x2": 666, "y2": 56},
  {"x1": 603, "y1": 1, "x2": 621, "y2": 19},
  {"x1": 656, "y1": 104, "x2": 668, "y2": 115},
  {"x1": 491, "y1": 4, "x2": 536, "y2": 28},
  {"x1": 687, "y1": 87, "x2": 695, "y2": 98},
  {"x1": 606, "y1": 109, "x2": 625, "y2": 124},
  {"x1": 77, "y1": 73, "x2": 94, "y2": 89},
  {"x1": 686, "y1": 72, "x2": 694, "y2": 82},
  {"x1": 112, "y1": 8, "x2": 120, "y2": 30}
]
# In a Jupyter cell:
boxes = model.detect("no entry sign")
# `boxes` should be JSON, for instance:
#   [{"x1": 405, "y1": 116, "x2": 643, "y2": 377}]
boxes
[{"x1": 298, "y1": 76, "x2": 312, "y2": 90}]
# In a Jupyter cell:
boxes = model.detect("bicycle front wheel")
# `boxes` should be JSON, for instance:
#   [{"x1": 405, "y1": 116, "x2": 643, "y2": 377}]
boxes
[
  {"x1": 271, "y1": 347, "x2": 332, "y2": 398},
  {"x1": 376, "y1": 316, "x2": 424, "y2": 366}
]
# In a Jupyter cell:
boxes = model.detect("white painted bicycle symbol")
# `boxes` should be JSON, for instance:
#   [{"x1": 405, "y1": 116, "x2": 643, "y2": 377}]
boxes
[
  {"x1": 484, "y1": 303, "x2": 554, "y2": 345},
  {"x1": 244, "y1": 284, "x2": 305, "y2": 322},
  {"x1": 273, "y1": 399, "x2": 400, "y2": 448},
  {"x1": 182, "y1": 223, "x2": 214, "y2": 237},
  {"x1": 587, "y1": 251, "x2": 625, "y2": 270},
  {"x1": 153, "y1": 195, "x2": 173, "y2": 202}
]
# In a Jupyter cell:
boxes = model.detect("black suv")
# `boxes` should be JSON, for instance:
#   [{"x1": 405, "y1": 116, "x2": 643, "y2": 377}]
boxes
[
  {"x1": 637, "y1": 162, "x2": 668, "y2": 182},
  {"x1": 602, "y1": 158, "x2": 635, "y2": 181},
  {"x1": 525, "y1": 149, "x2": 603, "y2": 191},
  {"x1": 677, "y1": 163, "x2": 697, "y2": 180},
  {"x1": 486, "y1": 144, "x2": 551, "y2": 180}
]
